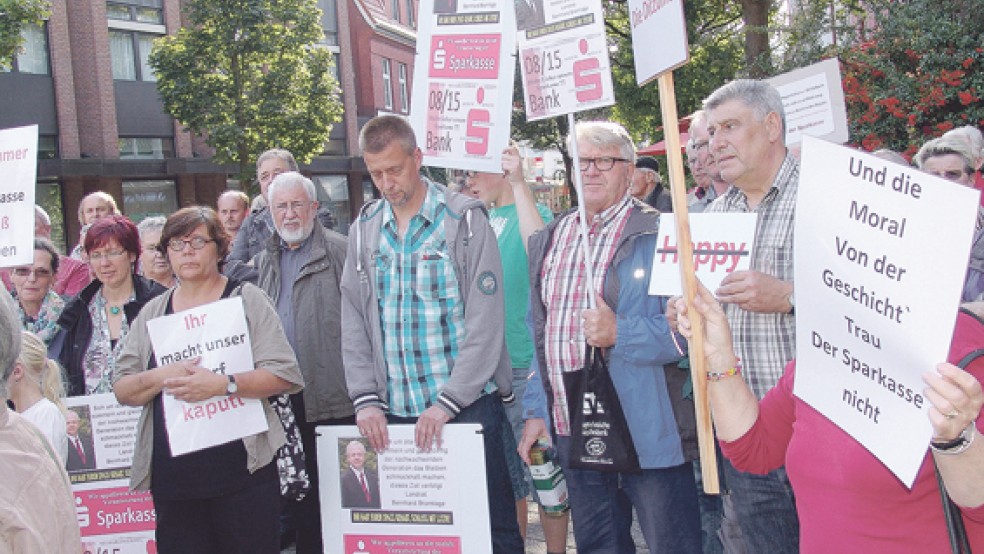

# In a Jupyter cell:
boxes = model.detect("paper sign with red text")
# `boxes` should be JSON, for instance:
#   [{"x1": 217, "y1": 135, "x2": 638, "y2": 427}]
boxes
[
  {"x1": 147, "y1": 297, "x2": 268, "y2": 456},
  {"x1": 516, "y1": 0, "x2": 615, "y2": 121},
  {"x1": 0, "y1": 124, "x2": 38, "y2": 266},
  {"x1": 649, "y1": 213, "x2": 758, "y2": 296},
  {"x1": 409, "y1": 0, "x2": 517, "y2": 172}
]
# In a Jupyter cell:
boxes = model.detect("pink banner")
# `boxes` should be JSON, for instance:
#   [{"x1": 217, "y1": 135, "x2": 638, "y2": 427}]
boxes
[{"x1": 428, "y1": 35, "x2": 500, "y2": 80}]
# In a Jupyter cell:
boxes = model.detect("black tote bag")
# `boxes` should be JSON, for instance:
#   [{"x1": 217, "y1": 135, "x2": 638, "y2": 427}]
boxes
[{"x1": 562, "y1": 346, "x2": 641, "y2": 473}]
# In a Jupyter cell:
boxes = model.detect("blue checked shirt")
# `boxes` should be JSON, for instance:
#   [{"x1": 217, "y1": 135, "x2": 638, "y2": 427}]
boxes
[{"x1": 376, "y1": 185, "x2": 465, "y2": 417}]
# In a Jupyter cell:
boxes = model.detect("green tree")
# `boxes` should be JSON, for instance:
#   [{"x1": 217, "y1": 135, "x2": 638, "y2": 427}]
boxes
[
  {"x1": 150, "y1": 0, "x2": 343, "y2": 189},
  {"x1": 0, "y1": 0, "x2": 49, "y2": 70},
  {"x1": 836, "y1": 0, "x2": 984, "y2": 156}
]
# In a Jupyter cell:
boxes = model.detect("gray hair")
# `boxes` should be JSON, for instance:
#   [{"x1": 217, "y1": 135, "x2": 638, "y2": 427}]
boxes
[
  {"x1": 704, "y1": 80, "x2": 786, "y2": 138},
  {"x1": 136, "y1": 216, "x2": 167, "y2": 239},
  {"x1": 569, "y1": 121, "x2": 636, "y2": 164},
  {"x1": 34, "y1": 205, "x2": 51, "y2": 228},
  {"x1": 256, "y1": 149, "x2": 299, "y2": 172},
  {"x1": 914, "y1": 136, "x2": 975, "y2": 174},
  {"x1": 267, "y1": 172, "x2": 317, "y2": 204},
  {"x1": 0, "y1": 288, "x2": 22, "y2": 396},
  {"x1": 943, "y1": 125, "x2": 984, "y2": 167}
]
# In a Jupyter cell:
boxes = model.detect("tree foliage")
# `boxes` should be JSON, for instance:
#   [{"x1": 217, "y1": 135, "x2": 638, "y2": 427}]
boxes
[
  {"x1": 150, "y1": 0, "x2": 343, "y2": 187},
  {"x1": 0, "y1": 0, "x2": 49, "y2": 70},
  {"x1": 835, "y1": 0, "x2": 984, "y2": 156}
]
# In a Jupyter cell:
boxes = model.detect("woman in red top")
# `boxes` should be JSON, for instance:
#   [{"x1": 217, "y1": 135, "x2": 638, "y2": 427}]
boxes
[{"x1": 676, "y1": 283, "x2": 984, "y2": 552}]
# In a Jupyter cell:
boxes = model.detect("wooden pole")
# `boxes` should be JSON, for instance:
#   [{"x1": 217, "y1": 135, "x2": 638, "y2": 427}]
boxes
[{"x1": 656, "y1": 70, "x2": 719, "y2": 494}]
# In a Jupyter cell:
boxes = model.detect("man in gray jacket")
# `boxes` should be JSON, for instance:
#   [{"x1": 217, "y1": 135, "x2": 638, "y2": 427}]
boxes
[
  {"x1": 256, "y1": 171, "x2": 353, "y2": 554},
  {"x1": 340, "y1": 114, "x2": 522, "y2": 553}
]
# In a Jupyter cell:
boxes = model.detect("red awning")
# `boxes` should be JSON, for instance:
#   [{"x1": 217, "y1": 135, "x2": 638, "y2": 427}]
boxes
[{"x1": 637, "y1": 132, "x2": 689, "y2": 156}]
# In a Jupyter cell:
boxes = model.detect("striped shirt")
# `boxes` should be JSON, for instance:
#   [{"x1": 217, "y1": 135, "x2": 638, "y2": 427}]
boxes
[
  {"x1": 376, "y1": 185, "x2": 464, "y2": 417},
  {"x1": 540, "y1": 196, "x2": 633, "y2": 435},
  {"x1": 706, "y1": 154, "x2": 799, "y2": 398}
]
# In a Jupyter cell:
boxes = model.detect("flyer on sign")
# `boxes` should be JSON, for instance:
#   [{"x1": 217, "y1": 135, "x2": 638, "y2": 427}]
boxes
[
  {"x1": 627, "y1": 0, "x2": 688, "y2": 85},
  {"x1": 0, "y1": 124, "x2": 38, "y2": 267},
  {"x1": 65, "y1": 394, "x2": 157, "y2": 554},
  {"x1": 318, "y1": 424, "x2": 492, "y2": 554},
  {"x1": 516, "y1": 0, "x2": 615, "y2": 121},
  {"x1": 649, "y1": 213, "x2": 757, "y2": 296},
  {"x1": 409, "y1": 0, "x2": 517, "y2": 172},
  {"x1": 146, "y1": 296, "x2": 267, "y2": 456},
  {"x1": 793, "y1": 136, "x2": 978, "y2": 486},
  {"x1": 766, "y1": 59, "x2": 849, "y2": 146}
]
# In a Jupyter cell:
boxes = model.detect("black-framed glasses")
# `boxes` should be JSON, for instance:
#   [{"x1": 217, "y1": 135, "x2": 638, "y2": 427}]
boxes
[
  {"x1": 579, "y1": 157, "x2": 629, "y2": 172},
  {"x1": 167, "y1": 237, "x2": 215, "y2": 252},
  {"x1": 13, "y1": 267, "x2": 52, "y2": 278}
]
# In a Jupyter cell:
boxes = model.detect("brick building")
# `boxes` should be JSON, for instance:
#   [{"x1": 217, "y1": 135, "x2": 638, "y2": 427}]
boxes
[{"x1": 0, "y1": 0, "x2": 417, "y2": 250}]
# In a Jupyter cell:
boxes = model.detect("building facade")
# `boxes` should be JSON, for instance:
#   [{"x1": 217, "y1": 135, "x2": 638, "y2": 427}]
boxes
[{"x1": 0, "y1": 0, "x2": 417, "y2": 250}]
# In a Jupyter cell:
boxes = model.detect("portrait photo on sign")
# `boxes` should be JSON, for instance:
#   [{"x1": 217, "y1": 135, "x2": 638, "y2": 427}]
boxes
[
  {"x1": 337, "y1": 437, "x2": 381, "y2": 509},
  {"x1": 66, "y1": 406, "x2": 96, "y2": 472}
]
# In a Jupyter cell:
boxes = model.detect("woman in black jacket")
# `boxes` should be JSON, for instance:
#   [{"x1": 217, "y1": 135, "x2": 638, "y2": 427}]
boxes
[{"x1": 52, "y1": 215, "x2": 165, "y2": 396}]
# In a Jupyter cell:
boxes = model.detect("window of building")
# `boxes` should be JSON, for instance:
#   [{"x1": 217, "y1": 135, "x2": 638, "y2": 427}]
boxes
[
  {"x1": 106, "y1": 0, "x2": 164, "y2": 24},
  {"x1": 406, "y1": 0, "x2": 415, "y2": 28},
  {"x1": 398, "y1": 63, "x2": 409, "y2": 113},
  {"x1": 382, "y1": 59, "x2": 393, "y2": 110},
  {"x1": 109, "y1": 31, "x2": 158, "y2": 81},
  {"x1": 317, "y1": 0, "x2": 338, "y2": 46},
  {"x1": 36, "y1": 181, "x2": 65, "y2": 251},
  {"x1": 118, "y1": 137, "x2": 174, "y2": 159},
  {"x1": 122, "y1": 180, "x2": 178, "y2": 221},
  {"x1": 391, "y1": 0, "x2": 400, "y2": 21},
  {"x1": 313, "y1": 175, "x2": 351, "y2": 234},
  {"x1": 2, "y1": 23, "x2": 50, "y2": 74}
]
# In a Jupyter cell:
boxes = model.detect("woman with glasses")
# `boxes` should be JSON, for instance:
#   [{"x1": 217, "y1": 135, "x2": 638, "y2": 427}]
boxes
[
  {"x1": 10, "y1": 238, "x2": 66, "y2": 346},
  {"x1": 114, "y1": 206, "x2": 303, "y2": 552},
  {"x1": 53, "y1": 215, "x2": 166, "y2": 396},
  {"x1": 137, "y1": 216, "x2": 176, "y2": 288}
]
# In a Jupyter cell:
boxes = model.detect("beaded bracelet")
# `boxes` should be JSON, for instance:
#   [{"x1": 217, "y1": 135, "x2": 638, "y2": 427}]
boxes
[{"x1": 707, "y1": 360, "x2": 742, "y2": 382}]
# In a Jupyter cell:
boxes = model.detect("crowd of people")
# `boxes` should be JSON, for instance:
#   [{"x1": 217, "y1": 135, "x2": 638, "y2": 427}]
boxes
[{"x1": 1, "y1": 75, "x2": 983, "y2": 554}]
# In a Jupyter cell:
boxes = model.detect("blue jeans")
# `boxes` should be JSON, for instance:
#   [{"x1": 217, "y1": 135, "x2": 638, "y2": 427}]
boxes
[
  {"x1": 723, "y1": 459, "x2": 799, "y2": 553},
  {"x1": 503, "y1": 367, "x2": 533, "y2": 501},
  {"x1": 694, "y1": 454, "x2": 725, "y2": 554},
  {"x1": 555, "y1": 435, "x2": 702, "y2": 554},
  {"x1": 389, "y1": 394, "x2": 523, "y2": 554}
]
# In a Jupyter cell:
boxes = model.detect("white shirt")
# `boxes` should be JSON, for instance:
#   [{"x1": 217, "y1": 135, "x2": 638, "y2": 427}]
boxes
[{"x1": 21, "y1": 399, "x2": 68, "y2": 464}]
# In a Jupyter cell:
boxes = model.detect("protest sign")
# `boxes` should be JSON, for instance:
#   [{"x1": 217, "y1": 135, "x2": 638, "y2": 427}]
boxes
[
  {"x1": 627, "y1": 0, "x2": 688, "y2": 85},
  {"x1": 767, "y1": 58, "x2": 849, "y2": 146},
  {"x1": 409, "y1": 0, "x2": 517, "y2": 172},
  {"x1": 516, "y1": 0, "x2": 615, "y2": 121},
  {"x1": 794, "y1": 136, "x2": 978, "y2": 486},
  {"x1": 319, "y1": 424, "x2": 492, "y2": 554},
  {"x1": 147, "y1": 297, "x2": 267, "y2": 456},
  {"x1": 0, "y1": 124, "x2": 38, "y2": 267},
  {"x1": 649, "y1": 213, "x2": 757, "y2": 296},
  {"x1": 65, "y1": 394, "x2": 157, "y2": 554}
]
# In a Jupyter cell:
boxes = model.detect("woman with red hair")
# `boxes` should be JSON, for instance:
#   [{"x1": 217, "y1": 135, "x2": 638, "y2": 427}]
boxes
[{"x1": 53, "y1": 214, "x2": 166, "y2": 396}]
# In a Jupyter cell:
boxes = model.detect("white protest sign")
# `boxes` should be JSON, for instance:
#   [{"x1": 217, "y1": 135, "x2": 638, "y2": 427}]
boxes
[
  {"x1": 767, "y1": 58, "x2": 849, "y2": 146},
  {"x1": 147, "y1": 297, "x2": 268, "y2": 456},
  {"x1": 409, "y1": 0, "x2": 517, "y2": 172},
  {"x1": 649, "y1": 213, "x2": 757, "y2": 296},
  {"x1": 794, "y1": 136, "x2": 978, "y2": 486},
  {"x1": 319, "y1": 424, "x2": 492, "y2": 554},
  {"x1": 0, "y1": 124, "x2": 38, "y2": 267},
  {"x1": 627, "y1": 0, "x2": 688, "y2": 85},
  {"x1": 517, "y1": 0, "x2": 615, "y2": 121},
  {"x1": 65, "y1": 394, "x2": 157, "y2": 554}
]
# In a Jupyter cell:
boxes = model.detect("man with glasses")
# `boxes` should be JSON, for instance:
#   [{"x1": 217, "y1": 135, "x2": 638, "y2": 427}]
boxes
[
  {"x1": 686, "y1": 110, "x2": 730, "y2": 213},
  {"x1": 255, "y1": 171, "x2": 353, "y2": 553},
  {"x1": 520, "y1": 120, "x2": 701, "y2": 553},
  {"x1": 341, "y1": 114, "x2": 522, "y2": 554},
  {"x1": 228, "y1": 149, "x2": 336, "y2": 265}
]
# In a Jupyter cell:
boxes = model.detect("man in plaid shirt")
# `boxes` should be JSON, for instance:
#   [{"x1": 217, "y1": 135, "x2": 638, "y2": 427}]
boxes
[
  {"x1": 340, "y1": 115, "x2": 522, "y2": 553},
  {"x1": 702, "y1": 79, "x2": 801, "y2": 553}
]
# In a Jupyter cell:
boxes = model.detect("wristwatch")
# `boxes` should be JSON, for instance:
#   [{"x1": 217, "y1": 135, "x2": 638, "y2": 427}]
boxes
[
  {"x1": 225, "y1": 375, "x2": 238, "y2": 396},
  {"x1": 930, "y1": 422, "x2": 976, "y2": 455}
]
